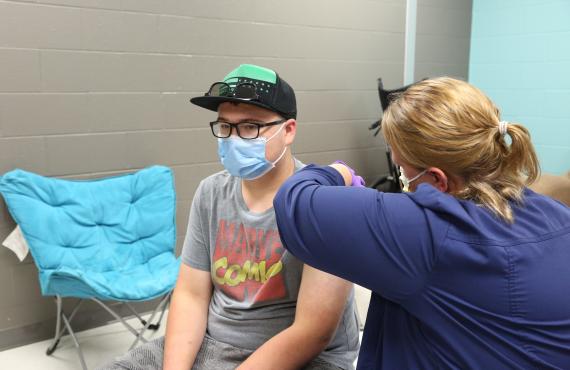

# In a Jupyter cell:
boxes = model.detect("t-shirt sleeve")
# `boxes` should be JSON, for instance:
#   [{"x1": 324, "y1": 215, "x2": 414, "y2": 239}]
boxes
[
  {"x1": 274, "y1": 164, "x2": 443, "y2": 303},
  {"x1": 180, "y1": 180, "x2": 211, "y2": 272}
]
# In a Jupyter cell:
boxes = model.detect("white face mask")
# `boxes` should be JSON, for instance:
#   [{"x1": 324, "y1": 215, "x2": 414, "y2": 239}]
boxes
[{"x1": 399, "y1": 167, "x2": 428, "y2": 192}]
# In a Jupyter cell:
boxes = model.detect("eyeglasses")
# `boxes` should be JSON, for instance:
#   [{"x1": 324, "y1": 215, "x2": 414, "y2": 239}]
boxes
[
  {"x1": 206, "y1": 82, "x2": 259, "y2": 101},
  {"x1": 210, "y1": 119, "x2": 287, "y2": 140}
]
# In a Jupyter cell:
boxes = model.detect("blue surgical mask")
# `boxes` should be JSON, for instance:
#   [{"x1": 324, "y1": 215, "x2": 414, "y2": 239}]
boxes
[
  {"x1": 399, "y1": 166, "x2": 428, "y2": 192},
  {"x1": 218, "y1": 123, "x2": 287, "y2": 180}
]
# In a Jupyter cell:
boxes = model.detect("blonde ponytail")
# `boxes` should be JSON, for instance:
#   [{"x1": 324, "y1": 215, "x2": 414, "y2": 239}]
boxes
[{"x1": 382, "y1": 77, "x2": 540, "y2": 223}]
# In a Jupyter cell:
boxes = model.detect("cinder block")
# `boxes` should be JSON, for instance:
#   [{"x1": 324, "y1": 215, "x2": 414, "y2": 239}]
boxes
[
  {"x1": 87, "y1": 93, "x2": 163, "y2": 132},
  {"x1": 121, "y1": 0, "x2": 164, "y2": 14},
  {"x1": 37, "y1": 0, "x2": 122, "y2": 9},
  {"x1": 249, "y1": 58, "x2": 403, "y2": 92},
  {"x1": 0, "y1": 245, "x2": 21, "y2": 269},
  {"x1": 0, "y1": 137, "x2": 48, "y2": 174},
  {"x1": 297, "y1": 91, "x2": 380, "y2": 123},
  {"x1": 0, "y1": 49, "x2": 41, "y2": 92},
  {"x1": 41, "y1": 50, "x2": 90, "y2": 92},
  {"x1": 535, "y1": 145, "x2": 570, "y2": 175},
  {"x1": 82, "y1": 52, "x2": 126, "y2": 91},
  {"x1": 272, "y1": 0, "x2": 404, "y2": 33},
  {"x1": 524, "y1": 1, "x2": 570, "y2": 34},
  {"x1": 41, "y1": 50, "x2": 128, "y2": 92},
  {"x1": 188, "y1": 56, "x2": 251, "y2": 91},
  {"x1": 294, "y1": 147, "x2": 387, "y2": 179},
  {"x1": 421, "y1": 0, "x2": 472, "y2": 10},
  {"x1": 125, "y1": 129, "x2": 218, "y2": 168},
  {"x1": 81, "y1": 8, "x2": 128, "y2": 51},
  {"x1": 417, "y1": 4, "x2": 471, "y2": 38},
  {"x1": 0, "y1": 298, "x2": 54, "y2": 331},
  {"x1": 0, "y1": 2, "x2": 40, "y2": 48},
  {"x1": 269, "y1": 26, "x2": 403, "y2": 61},
  {"x1": 541, "y1": 91, "x2": 570, "y2": 119},
  {"x1": 121, "y1": 54, "x2": 166, "y2": 92},
  {"x1": 416, "y1": 34, "x2": 470, "y2": 65},
  {"x1": 0, "y1": 94, "x2": 88, "y2": 137},
  {"x1": 157, "y1": 15, "x2": 195, "y2": 54},
  {"x1": 415, "y1": 63, "x2": 469, "y2": 81},
  {"x1": 37, "y1": 5, "x2": 82, "y2": 50},
  {"x1": 548, "y1": 33, "x2": 570, "y2": 61},
  {"x1": 118, "y1": 12, "x2": 159, "y2": 53},
  {"x1": 170, "y1": 0, "x2": 404, "y2": 33},
  {"x1": 160, "y1": 55, "x2": 197, "y2": 92},
  {"x1": 172, "y1": 162, "x2": 223, "y2": 202},
  {"x1": 526, "y1": 117, "x2": 570, "y2": 148},
  {"x1": 10, "y1": 264, "x2": 42, "y2": 306},
  {"x1": 162, "y1": 92, "x2": 216, "y2": 130},
  {"x1": 45, "y1": 133, "x2": 129, "y2": 176},
  {"x1": 294, "y1": 120, "x2": 382, "y2": 154},
  {"x1": 0, "y1": 268, "x2": 14, "y2": 310}
]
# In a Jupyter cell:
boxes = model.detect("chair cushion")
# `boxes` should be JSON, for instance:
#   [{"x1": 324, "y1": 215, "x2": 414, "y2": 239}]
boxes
[{"x1": 0, "y1": 166, "x2": 180, "y2": 301}]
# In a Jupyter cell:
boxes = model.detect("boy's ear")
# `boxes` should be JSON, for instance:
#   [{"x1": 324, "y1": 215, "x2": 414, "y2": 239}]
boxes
[{"x1": 284, "y1": 119, "x2": 296, "y2": 144}]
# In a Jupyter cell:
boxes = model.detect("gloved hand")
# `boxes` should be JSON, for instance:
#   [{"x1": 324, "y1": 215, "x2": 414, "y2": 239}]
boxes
[{"x1": 332, "y1": 160, "x2": 366, "y2": 187}]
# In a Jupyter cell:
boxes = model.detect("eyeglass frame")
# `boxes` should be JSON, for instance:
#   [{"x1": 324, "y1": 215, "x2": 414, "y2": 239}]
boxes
[
  {"x1": 209, "y1": 119, "x2": 287, "y2": 140},
  {"x1": 205, "y1": 82, "x2": 260, "y2": 101}
]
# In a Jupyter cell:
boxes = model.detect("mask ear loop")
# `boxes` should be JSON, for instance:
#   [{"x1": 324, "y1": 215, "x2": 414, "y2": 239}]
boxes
[
  {"x1": 262, "y1": 121, "x2": 287, "y2": 143},
  {"x1": 401, "y1": 168, "x2": 428, "y2": 184},
  {"x1": 261, "y1": 121, "x2": 289, "y2": 166},
  {"x1": 270, "y1": 122, "x2": 289, "y2": 166},
  {"x1": 271, "y1": 145, "x2": 288, "y2": 166},
  {"x1": 400, "y1": 167, "x2": 429, "y2": 192}
]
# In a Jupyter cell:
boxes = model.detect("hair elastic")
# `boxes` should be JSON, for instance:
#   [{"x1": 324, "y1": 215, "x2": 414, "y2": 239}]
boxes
[{"x1": 498, "y1": 121, "x2": 508, "y2": 136}]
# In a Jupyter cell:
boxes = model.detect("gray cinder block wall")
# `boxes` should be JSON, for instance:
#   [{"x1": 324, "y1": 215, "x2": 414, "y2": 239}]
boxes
[
  {"x1": 415, "y1": 0, "x2": 472, "y2": 79},
  {"x1": 0, "y1": 0, "x2": 471, "y2": 350}
]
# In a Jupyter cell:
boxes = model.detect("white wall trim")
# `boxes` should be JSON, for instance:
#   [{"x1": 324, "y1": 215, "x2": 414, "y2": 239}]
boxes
[{"x1": 404, "y1": 0, "x2": 417, "y2": 85}]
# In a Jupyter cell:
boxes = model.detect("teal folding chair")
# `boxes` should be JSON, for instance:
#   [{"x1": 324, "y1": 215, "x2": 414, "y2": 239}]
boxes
[{"x1": 0, "y1": 166, "x2": 180, "y2": 369}]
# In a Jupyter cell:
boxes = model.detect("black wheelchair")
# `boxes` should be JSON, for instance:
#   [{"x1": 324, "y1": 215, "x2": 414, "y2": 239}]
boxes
[{"x1": 368, "y1": 77, "x2": 426, "y2": 193}]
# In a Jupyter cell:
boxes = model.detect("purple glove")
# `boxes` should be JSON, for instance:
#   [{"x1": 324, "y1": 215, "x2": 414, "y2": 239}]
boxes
[{"x1": 333, "y1": 160, "x2": 366, "y2": 187}]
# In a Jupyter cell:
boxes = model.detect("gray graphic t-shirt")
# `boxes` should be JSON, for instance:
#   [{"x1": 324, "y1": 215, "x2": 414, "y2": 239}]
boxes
[{"x1": 181, "y1": 160, "x2": 359, "y2": 369}]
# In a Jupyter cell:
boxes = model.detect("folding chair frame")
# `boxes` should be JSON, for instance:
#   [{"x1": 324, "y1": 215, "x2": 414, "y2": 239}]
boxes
[{"x1": 46, "y1": 293, "x2": 171, "y2": 370}]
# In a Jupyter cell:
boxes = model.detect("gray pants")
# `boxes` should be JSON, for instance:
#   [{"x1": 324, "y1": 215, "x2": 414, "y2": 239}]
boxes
[{"x1": 96, "y1": 335, "x2": 343, "y2": 370}]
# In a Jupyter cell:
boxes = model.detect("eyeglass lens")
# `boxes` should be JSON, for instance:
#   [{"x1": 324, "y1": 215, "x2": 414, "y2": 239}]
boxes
[
  {"x1": 212, "y1": 122, "x2": 260, "y2": 139},
  {"x1": 208, "y1": 82, "x2": 257, "y2": 99}
]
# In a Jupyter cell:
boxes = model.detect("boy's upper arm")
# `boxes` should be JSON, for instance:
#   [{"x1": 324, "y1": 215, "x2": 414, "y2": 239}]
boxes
[
  {"x1": 181, "y1": 180, "x2": 211, "y2": 271},
  {"x1": 293, "y1": 265, "x2": 352, "y2": 337},
  {"x1": 274, "y1": 166, "x2": 442, "y2": 303},
  {"x1": 175, "y1": 263, "x2": 213, "y2": 300}
]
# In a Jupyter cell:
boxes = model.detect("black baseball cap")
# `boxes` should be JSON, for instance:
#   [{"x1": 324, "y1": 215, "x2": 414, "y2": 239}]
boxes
[{"x1": 190, "y1": 64, "x2": 297, "y2": 119}]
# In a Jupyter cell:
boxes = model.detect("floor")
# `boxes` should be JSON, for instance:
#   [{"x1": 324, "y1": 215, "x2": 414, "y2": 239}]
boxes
[
  {"x1": 0, "y1": 290, "x2": 369, "y2": 370},
  {"x1": 0, "y1": 312, "x2": 166, "y2": 370}
]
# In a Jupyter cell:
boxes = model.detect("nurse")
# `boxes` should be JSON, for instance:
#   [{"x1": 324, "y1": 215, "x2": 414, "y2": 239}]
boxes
[{"x1": 273, "y1": 77, "x2": 570, "y2": 369}]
